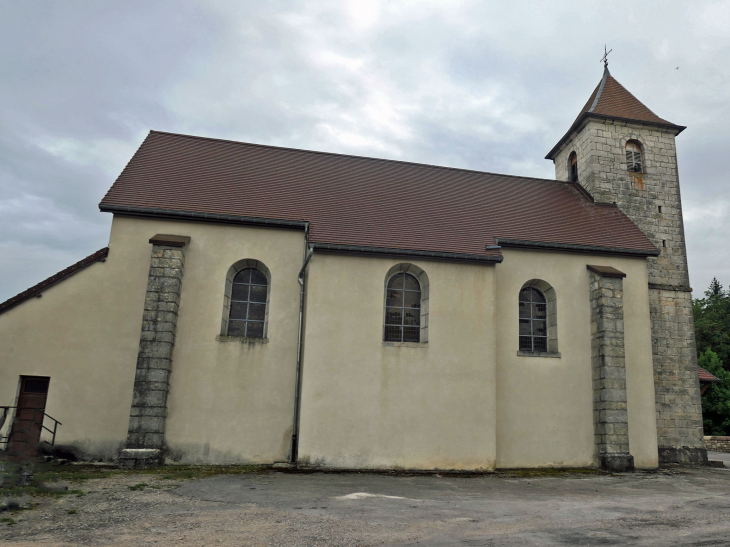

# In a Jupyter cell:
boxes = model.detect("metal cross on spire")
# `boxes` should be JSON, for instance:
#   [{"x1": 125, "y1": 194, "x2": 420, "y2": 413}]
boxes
[{"x1": 600, "y1": 45, "x2": 612, "y2": 68}]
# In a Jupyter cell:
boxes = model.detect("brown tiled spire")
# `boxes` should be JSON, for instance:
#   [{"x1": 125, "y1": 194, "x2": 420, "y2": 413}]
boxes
[
  {"x1": 547, "y1": 67, "x2": 685, "y2": 159},
  {"x1": 576, "y1": 66, "x2": 675, "y2": 126}
]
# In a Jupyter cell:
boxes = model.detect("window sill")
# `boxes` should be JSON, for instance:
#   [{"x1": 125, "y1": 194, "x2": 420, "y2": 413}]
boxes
[
  {"x1": 382, "y1": 341, "x2": 428, "y2": 348},
  {"x1": 216, "y1": 336, "x2": 269, "y2": 345},
  {"x1": 517, "y1": 350, "x2": 561, "y2": 358}
]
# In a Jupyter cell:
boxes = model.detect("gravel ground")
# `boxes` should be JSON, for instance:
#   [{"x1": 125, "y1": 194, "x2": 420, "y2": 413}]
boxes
[{"x1": 1, "y1": 465, "x2": 729, "y2": 546}]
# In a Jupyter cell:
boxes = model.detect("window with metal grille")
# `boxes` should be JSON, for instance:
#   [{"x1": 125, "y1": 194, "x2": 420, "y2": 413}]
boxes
[
  {"x1": 626, "y1": 141, "x2": 643, "y2": 173},
  {"x1": 568, "y1": 151, "x2": 578, "y2": 182},
  {"x1": 384, "y1": 273, "x2": 421, "y2": 342},
  {"x1": 519, "y1": 287, "x2": 547, "y2": 352},
  {"x1": 227, "y1": 268, "x2": 267, "y2": 338}
]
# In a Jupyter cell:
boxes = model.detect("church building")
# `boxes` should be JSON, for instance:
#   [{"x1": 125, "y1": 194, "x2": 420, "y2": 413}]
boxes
[{"x1": 0, "y1": 67, "x2": 706, "y2": 471}]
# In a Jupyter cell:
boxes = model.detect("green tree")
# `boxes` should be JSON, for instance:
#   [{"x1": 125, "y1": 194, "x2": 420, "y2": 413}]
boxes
[
  {"x1": 693, "y1": 278, "x2": 730, "y2": 435},
  {"x1": 698, "y1": 349, "x2": 730, "y2": 435},
  {"x1": 707, "y1": 277, "x2": 725, "y2": 297},
  {"x1": 693, "y1": 278, "x2": 730, "y2": 372}
]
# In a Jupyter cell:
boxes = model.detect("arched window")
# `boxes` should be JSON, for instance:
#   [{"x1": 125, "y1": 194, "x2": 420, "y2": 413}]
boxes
[
  {"x1": 228, "y1": 268, "x2": 267, "y2": 337},
  {"x1": 383, "y1": 264, "x2": 429, "y2": 343},
  {"x1": 385, "y1": 273, "x2": 421, "y2": 342},
  {"x1": 518, "y1": 280, "x2": 558, "y2": 355},
  {"x1": 568, "y1": 151, "x2": 578, "y2": 182},
  {"x1": 221, "y1": 259, "x2": 271, "y2": 339},
  {"x1": 626, "y1": 141, "x2": 643, "y2": 173},
  {"x1": 519, "y1": 287, "x2": 547, "y2": 352}
]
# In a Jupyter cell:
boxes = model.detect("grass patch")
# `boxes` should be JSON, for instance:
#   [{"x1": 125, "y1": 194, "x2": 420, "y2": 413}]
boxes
[
  {"x1": 1, "y1": 462, "x2": 268, "y2": 499},
  {"x1": 0, "y1": 484, "x2": 85, "y2": 499},
  {"x1": 0, "y1": 517, "x2": 18, "y2": 525},
  {"x1": 33, "y1": 464, "x2": 118, "y2": 484},
  {"x1": 0, "y1": 462, "x2": 268, "y2": 507}
]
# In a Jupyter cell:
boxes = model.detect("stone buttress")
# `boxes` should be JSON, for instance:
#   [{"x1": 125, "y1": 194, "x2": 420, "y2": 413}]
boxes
[
  {"x1": 119, "y1": 234, "x2": 189, "y2": 468},
  {"x1": 588, "y1": 265, "x2": 634, "y2": 472}
]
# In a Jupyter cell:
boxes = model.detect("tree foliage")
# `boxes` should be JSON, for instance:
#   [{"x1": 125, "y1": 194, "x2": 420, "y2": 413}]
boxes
[
  {"x1": 693, "y1": 278, "x2": 730, "y2": 370},
  {"x1": 693, "y1": 278, "x2": 730, "y2": 435},
  {"x1": 698, "y1": 349, "x2": 730, "y2": 436}
]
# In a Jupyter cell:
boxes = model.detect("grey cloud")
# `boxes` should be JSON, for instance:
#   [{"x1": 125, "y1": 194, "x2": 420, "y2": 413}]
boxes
[{"x1": 1, "y1": 0, "x2": 728, "y2": 301}]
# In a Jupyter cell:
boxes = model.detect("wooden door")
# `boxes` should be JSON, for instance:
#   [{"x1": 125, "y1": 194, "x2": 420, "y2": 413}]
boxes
[{"x1": 7, "y1": 377, "x2": 50, "y2": 461}]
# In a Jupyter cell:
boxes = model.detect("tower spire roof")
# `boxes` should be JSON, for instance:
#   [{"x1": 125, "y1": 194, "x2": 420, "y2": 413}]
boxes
[
  {"x1": 579, "y1": 66, "x2": 674, "y2": 126},
  {"x1": 546, "y1": 67, "x2": 685, "y2": 160}
]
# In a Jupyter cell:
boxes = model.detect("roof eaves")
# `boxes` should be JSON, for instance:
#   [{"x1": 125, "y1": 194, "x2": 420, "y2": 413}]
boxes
[
  {"x1": 699, "y1": 366, "x2": 722, "y2": 383},
  {"x1": 545, "y1": 113, "x2": 592, "y2": 160},
  {"x1": 0, "y1": 247, "x2": 109, "y2": 316},
  {"x1": 100, "y1": 204, "x2": 309, "y2": 230},
  {"x1": 545, "y1": 112, "x2": 686, "y2": 161},
  {"x1": 311, "y1": 243, "x2": 503, "y2": 263},
  {"x1": 495, "y1": 238, "x2": 660, "y2": 257}
]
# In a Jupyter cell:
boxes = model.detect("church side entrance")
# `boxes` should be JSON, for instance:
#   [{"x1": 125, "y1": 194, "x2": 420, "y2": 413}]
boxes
[{"x1": 6, "y1": 376, "x2": 50, "y2": 461}]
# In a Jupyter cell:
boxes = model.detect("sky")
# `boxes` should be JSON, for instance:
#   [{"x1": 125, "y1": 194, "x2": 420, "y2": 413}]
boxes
[{"x1": 1, "y1": 0, "x2": 729, "y2": 302}]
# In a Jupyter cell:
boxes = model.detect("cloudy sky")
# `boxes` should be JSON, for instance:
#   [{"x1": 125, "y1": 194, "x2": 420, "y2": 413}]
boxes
[{"x1": 1, "y1": 0, "x2": 729, "y2": 301}]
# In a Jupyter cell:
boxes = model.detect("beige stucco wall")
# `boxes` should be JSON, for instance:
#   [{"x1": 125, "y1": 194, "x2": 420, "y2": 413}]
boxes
[
  {"x1": 297, "y1": 253, "x2": 498, "y2": 470},
  {"x1": 108, "y1": 216, "x2": 305, "y2": 464},
  {"x1": 0, "y1": 214, "x2": 658, "y2": 469},
  {"x1": 494, "y1": 249, "x2": 658, "y2": 469},
  {"x1": 0, "y1": 235, "x2": 143, "y2": 459},
  {"x1": 0, "y1": 215, "x2": 305, "y2": 463}
]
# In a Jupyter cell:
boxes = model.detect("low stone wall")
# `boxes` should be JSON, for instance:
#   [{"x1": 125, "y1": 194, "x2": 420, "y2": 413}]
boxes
[{"x1": 705, "y1": 436, "x2": 730, "y2": 453}]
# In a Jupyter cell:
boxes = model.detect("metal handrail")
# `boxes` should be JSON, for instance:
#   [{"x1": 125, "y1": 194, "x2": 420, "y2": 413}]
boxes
[{"x1": 0, "y1": 406, "x2": 62, "y2": 450}]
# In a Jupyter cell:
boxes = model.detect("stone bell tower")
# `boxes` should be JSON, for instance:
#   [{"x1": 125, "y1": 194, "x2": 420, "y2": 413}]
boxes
[{"x1": 546, "y1": 65, "x2": 706, "y2": 464}]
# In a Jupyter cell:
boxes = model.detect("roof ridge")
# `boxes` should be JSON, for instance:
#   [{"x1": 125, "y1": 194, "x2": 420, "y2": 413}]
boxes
[
  {"x1": 147, "y1": 130, "x2": 572, "y2": 188},
  {"x1": 588, "y1": 66, "x2": 610, "y2": 113},
  {"x1": 0, "y1": 247, "x2": 109, "y2": 316}
]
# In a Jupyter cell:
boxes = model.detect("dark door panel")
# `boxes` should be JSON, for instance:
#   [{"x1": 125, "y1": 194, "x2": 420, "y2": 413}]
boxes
[{"x1": 7, "y1": 376, "x2": 50, "y2": 461}]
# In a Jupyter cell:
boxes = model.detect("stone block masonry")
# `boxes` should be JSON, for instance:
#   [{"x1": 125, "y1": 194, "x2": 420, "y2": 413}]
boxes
[
  {"x1": 651, "y1": 288, "x2": 706, "y2": 463},
  {"x1": 588, "y1": 267, "x2": 634, "y2": 472},
  {"x1": 119, "y1": 235, "x2": 189, "y2": 469},
  {"x1": 553, "y1": 118, "x2": 706, "y2": 464}
]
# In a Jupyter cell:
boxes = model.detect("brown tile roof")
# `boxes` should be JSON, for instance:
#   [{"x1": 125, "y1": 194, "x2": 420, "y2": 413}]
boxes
[
  {"x1": 100, "y1": 131, "x2": 659, "y2": 261},
  {"x1": 699, "y1": 366, "x2": 721, "y2": 383},
  {"x1": 546, "y1": 68, "x2": 685, "y2": 160},
  {"x1": 0, "y1": 247, "x2": 109, "y2": 316},
  {"x1": 579, "y1": 68, "x2": 676, "y2": 126}
]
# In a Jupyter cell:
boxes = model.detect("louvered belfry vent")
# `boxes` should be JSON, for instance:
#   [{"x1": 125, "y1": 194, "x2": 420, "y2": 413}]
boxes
[{"x1": 626, "y1": 142, "x2": 643, "y2": 173}]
